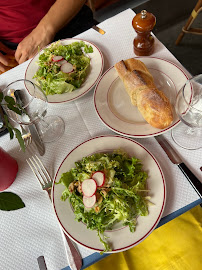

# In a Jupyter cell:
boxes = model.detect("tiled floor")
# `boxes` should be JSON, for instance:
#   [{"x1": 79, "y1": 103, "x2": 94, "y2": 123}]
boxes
[{"x1": 94, "y1": 0, "x2": 202, "y2": 76}]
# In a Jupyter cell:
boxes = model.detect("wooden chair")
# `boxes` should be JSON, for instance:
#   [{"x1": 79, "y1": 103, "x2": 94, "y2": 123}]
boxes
[{"x1": 175, "y1": 0, "x2": 202, "y2": 45}]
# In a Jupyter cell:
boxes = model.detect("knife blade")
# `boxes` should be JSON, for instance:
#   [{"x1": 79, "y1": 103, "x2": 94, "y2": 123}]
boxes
[
  {"x1": 28, "y1": 124, "x2": 45, "y2": 156},
  {"x1": 155, "y1": 135, "x2": 202, "y2": 198},
  {"x1": 14, "y1": 90, "x2": 45, "y2": 156}
]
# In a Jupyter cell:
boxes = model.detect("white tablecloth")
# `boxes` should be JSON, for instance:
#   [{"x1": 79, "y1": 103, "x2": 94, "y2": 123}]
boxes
[{"x1": 0, "y1": 8, "x2": 201, "y2": 270}]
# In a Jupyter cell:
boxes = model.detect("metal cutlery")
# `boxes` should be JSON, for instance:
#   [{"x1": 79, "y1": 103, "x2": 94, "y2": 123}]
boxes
[
  {"x1": 13, "y1": 119, "x2": 33, "y2": 150},
  {"x1": 155, "y1": 135, "x2": 202, "y2": 198},
  {"x1": 27, "y1": 155, "x2": 82, "y2": 270},
  {"x1": 27, "y1": 123, "x2": 45, "y2": 156},
  {"x1": 37, "y1": 256, "x2": 48, "y2": 270},
  {"x1": 20, "y1": 124, "x2": 32, "y2": 148},
  {"x1": 92, "y1": 25, "x2": 105, "y2": 35}
]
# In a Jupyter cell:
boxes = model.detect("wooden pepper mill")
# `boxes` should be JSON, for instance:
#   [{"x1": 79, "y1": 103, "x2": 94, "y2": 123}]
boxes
[{"x1": 132, "y1": 10, "x2": 156, "y2": 56}]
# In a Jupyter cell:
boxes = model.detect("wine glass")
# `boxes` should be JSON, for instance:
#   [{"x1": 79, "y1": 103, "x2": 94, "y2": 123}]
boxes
[
  {"x1": 2, "y1": 79, "x2": 65, "y2": 143},
  {"x1": 171, "y1": 74, "x2": 202, "y2": 150}
]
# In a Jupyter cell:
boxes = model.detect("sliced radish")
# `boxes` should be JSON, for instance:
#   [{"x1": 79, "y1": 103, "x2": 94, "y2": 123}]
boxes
[
  {"x1": 92, "y1": 171, "x2": 105, "y2": 187},
  {"x1": 83, "y1": 195, "x2": 96, "y2": 208},
  {"x1": 60, "y1": 62, "x2": 74, "y2": 73},
  {"x1": 57, "y1": 59, "x2": 67, "y2": 66},
  {"x1": 81, "y1": 179, "x2": 97, "y2": 197},
  {"x1": 52, "y1": 55, "x2": 64, "y2": 62}
]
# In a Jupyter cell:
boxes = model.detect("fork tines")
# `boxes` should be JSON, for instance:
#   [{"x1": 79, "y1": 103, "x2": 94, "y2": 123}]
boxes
[{"x1": 26, "y1": 155, "x2": 52, "y2": 189}]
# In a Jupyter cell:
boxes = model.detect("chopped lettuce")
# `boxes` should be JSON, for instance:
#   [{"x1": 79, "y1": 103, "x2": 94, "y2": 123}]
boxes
[
  {"x1": 33, "y1": 41, "x2": 93, "y2": 95},
  {"x1": 57, "y1": 150, "x2": 149, "y2": 253}
]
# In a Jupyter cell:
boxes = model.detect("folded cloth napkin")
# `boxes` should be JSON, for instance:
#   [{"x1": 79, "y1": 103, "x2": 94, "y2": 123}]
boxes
[{"x1": 86, "y1": 205, "x2": 202, "y2": 270}]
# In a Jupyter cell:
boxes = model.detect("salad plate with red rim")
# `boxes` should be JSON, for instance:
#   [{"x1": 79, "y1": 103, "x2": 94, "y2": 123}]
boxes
[
  {"x1": 25, "y1": 38, "x2": 104, "y2": 103},
  {"x1": 52, "y1": 135, "x2": 166, "y2": 253}
]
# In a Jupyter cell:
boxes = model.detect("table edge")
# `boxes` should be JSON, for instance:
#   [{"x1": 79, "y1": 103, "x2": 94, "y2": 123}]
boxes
[{"x1": 62, "y1": 198, "x2": 202, "y2": 270}]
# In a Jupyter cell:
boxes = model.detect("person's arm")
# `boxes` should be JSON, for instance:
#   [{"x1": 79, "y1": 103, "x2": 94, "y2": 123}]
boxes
[
  {"x1": 15, "y1": 0, "x2": 86, "y2": 64},
  {"x1": 0, "y1": 42, "x2": 18, "y2": 74}
]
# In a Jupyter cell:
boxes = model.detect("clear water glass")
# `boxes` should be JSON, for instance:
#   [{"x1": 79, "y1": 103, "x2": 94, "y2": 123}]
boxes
[
  {"x1": 171, "y1": 74, "x2": 202, "y2": 150},
  {"x1": 3, "y1": 79, "x2": 65, "y2": 143}
]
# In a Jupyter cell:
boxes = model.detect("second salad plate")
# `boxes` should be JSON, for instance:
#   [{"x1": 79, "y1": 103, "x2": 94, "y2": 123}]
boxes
[{"x1": 25, "y1": 38, "x2": 104, "y2": 103}]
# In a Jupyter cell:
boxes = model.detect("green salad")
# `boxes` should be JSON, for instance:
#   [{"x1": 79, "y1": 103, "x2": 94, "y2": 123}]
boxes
[
  {"x1": 57, "y1": 150, "x2": 149, "y2": 253},
  {"x1": 33, "y1": 41, "x2": 93, "y2": 95}
]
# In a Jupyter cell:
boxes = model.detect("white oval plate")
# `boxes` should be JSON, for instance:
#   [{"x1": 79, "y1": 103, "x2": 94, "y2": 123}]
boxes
[
  {"x1": 52, "y1": 135, "x2": 166, "y2": 253},
  {"x1": 25, "y1": 38, "x2": 104, "y2": 103},
  {"x1": 94, "y1": 57, "x2": 189, "y2": 138}
]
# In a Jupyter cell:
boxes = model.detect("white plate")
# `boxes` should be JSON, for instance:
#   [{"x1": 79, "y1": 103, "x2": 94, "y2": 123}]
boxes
[
  {"x1": 52, "y1": 135, "x2": 166, "y2": 253},
  {"x1": 94, "y1": 57, "x2": 189, "y2": 138},
  {"x1": 25, "y1": 38, "x2": 104, "y2": 103}
]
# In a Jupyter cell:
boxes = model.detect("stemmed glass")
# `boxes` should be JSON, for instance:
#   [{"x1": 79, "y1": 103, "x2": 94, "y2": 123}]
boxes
[
  {"x1": 171, "y1": 74, "x2": 202, "y2": 150},
  {"x1": 2, "y1": 79, "x2": 65, "y2": 143}
]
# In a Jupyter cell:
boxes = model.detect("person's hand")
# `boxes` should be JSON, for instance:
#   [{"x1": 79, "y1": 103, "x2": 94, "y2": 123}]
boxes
[
  {"x1": 15, "y1": 25, "x2": 55, "y2": 64},
  {"x1": 0, "y1": 42, "x2": 18, "y2": 74}
]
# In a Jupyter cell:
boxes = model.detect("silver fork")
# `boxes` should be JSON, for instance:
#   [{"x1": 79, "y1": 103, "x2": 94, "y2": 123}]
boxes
[{"x1": 26, "y1": 155, "x2": 82, "y2": 270}]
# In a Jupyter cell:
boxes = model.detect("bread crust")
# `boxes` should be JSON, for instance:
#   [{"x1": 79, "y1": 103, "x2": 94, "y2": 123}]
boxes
[{"x1": 114, "y1": 58, "x2": 173, "y2": 129}]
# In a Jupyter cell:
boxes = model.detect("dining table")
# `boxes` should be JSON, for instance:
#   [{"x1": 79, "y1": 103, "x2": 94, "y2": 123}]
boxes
[{"x1": 0, "y1": 8, "x2": 201, "y2": 270}]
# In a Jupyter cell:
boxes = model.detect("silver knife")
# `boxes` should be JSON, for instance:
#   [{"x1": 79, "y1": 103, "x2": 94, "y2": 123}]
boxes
[
  {"x1": 155, "y1": 135, "x2": 202, "y2": 198},
  {"x1": 37, "y1": 256, "x2": 48, "y2": 270},
  {"x1": 92, "y1": 25, "x2": 105, "y2": 35},
  {"x1": 28, "y1": 124, "x2": 45, "y2": 156},
  {"x1": 14, "y1": 90, "x2": 45, "y2": 156}
]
